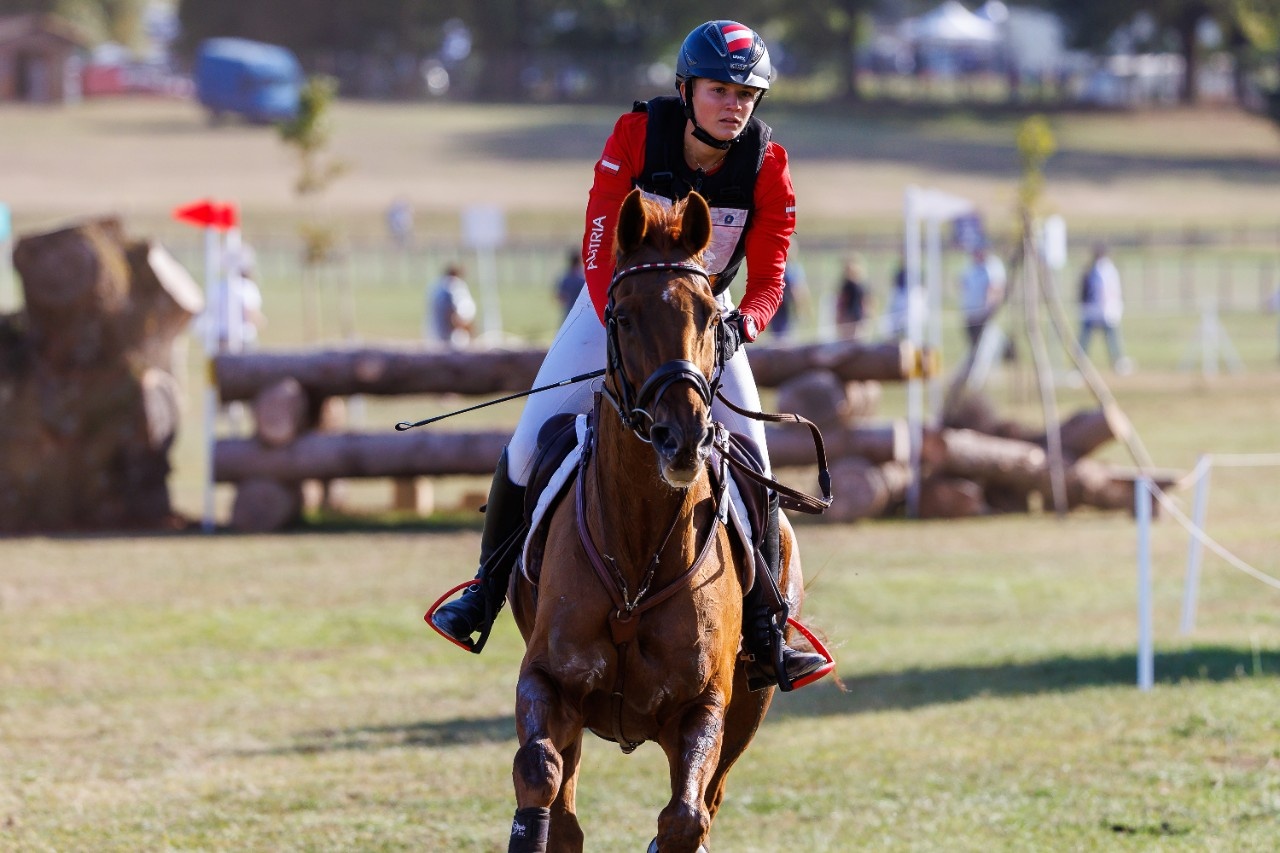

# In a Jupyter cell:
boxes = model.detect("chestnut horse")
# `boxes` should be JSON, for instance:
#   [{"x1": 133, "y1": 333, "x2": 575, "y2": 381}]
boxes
[{"x1": 506, "y1": 190, "x2": 811, "y2": 853}]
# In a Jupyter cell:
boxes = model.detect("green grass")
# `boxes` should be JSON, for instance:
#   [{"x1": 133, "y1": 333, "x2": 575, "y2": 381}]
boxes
[
  {"x1": 3, "y1": 97, "x2": 1280, "y2": 850},
  {"x1": 2, "y1": 501, "x2": 1278, "y2": 849}
]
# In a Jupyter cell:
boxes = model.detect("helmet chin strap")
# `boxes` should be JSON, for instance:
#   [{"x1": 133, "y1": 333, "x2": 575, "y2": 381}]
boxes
[{"x1": 691, "y1": 124, "x2": 735, "y2": 150}]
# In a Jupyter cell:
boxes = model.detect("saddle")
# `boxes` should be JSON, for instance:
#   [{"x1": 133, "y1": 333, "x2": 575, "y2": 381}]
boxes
[{"x1": 518, "y1": 412, "x2": 770, "y2": 595}]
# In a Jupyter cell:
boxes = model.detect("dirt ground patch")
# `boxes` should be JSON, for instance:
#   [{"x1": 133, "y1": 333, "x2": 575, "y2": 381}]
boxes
[{"x1": 4, "y1": 99, "x2": 1279, "y2": 236}]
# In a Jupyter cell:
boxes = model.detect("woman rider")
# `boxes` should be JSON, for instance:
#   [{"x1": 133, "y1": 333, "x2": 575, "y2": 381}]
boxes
[{"x1": 432, "y1": 20, "x2": 830, "y2": 692}]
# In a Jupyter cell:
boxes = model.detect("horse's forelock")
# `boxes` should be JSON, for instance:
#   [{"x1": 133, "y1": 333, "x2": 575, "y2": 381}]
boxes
[{"x1": 631, "y1": 197, "x2": 704, "y2": 266}]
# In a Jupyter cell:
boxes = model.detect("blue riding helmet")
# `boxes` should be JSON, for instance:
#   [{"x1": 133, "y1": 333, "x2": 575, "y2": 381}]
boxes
[{"x1": 675, "y1": 20, "x2": 773, "y2": 92}]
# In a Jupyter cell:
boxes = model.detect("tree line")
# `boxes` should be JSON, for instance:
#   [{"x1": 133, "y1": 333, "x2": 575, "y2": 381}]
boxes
[{"x1": 21, "y1": 0, "x2": 1280, "y2": 108}]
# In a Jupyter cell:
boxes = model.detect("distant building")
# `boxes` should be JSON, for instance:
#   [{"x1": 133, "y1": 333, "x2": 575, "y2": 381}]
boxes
[{"x1": 0, "y1": 14, "x2": 90, "y2": 104}]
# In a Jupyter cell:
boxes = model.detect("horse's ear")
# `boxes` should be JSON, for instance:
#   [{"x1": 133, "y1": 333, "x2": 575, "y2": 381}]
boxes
[
  {"x1": 615, "y1": 189, "x2": 648, "y2": 256},
  {"x1": 680, "y1": 192, "x2": 713, "y2": 256}
]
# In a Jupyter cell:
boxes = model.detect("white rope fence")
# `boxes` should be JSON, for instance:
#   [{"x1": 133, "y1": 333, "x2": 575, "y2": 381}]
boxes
[{"x1": 1133, "y1": 452, "x2": 1280, "y2": 690}]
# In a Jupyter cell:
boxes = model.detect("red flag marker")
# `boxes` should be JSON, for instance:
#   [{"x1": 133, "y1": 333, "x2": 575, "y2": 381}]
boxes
[{"x1": 173, "y1": 199, "x2": 238, "y2": 231}]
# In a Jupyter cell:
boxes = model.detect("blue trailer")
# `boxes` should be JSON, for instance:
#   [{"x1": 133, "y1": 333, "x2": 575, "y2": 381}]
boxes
[{"x1": 194, "y1": 38, "x2": 302, "y2": 124}]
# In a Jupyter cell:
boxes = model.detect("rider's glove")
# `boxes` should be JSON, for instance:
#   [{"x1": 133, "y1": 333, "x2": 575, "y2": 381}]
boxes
[{"x1": 718, "y1": 311, "x2": 753, "y2": 366}]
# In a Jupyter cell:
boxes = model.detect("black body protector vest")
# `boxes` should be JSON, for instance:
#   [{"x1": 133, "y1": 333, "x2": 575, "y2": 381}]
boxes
[{"x1": 632, "y1": 96, "x2": 771, "y2": 296}]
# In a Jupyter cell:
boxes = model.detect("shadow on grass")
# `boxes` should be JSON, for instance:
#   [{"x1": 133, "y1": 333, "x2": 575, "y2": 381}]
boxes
[
  {"x1": 237, "y1": 647, "x2": 1275, "y2": 758},
  {"x1": 770, "y1": 645, "x2": 1280, "y2": 720},
  {"x1": 236, "y1": 714, "x2": 517, "y2": 757},
  {"x1": 1, "y1": 510, "x2": 486, "y2": 540}
]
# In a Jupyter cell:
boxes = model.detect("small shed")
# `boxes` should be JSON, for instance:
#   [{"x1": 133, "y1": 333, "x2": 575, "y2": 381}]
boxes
[{"x1": 0, "y1": 14, "x2": 90, "y2": 104}]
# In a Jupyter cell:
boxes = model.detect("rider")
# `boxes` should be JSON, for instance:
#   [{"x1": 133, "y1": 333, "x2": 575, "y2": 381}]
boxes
[{"x1": 431, "y1": 20, "x2": 830, "y2": 692}]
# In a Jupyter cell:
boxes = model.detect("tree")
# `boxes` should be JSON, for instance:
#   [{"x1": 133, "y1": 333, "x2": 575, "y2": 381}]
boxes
[
  {"x1": 278, "y1": 75, "x2": 348, "y2": 341},
  {"x1": 1045, "y1": 0, "x2": 1280, "y2": 105},
  {"x1": 748, "y1": 0, "x2": 877, "y2": 101}
]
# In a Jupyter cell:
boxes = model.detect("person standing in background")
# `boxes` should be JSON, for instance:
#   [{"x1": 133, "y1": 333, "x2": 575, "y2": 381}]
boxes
[
  {"x1": 387, "y1": 196, "x2": 414, "y2": 249},
  {"x1": 553, "y1": 248, "x2": 586, "y2": 320},
  {"x1": 835, "y1": 254, "x2": 870, "y2": 338},
  {"x1": 769, "y1": 258, "x2": 809, "y2": 340},
  {"x1": 428, "y1": 263, "x2": 476, "y2": 347},
  {"x1": 959, "y1": 244, "x2": 1006, "y2": 349},
  {"x1": 883, "y1": 260, "x2": 908, "y2": 340},
  {"x1": 1078, "y1": 243, "x2": 1132, "y2": 374}
]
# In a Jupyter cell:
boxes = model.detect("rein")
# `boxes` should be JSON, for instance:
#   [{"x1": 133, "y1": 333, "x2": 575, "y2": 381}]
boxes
[{"x1": 713, "y1": 390, "x2": 834, "y2": 514}]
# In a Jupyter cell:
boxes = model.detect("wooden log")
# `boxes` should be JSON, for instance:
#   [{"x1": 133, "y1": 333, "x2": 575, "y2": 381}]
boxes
[
  {"x1": 918, "y1": 476, "x2": 987, "y2": 519},
  {"x1": 213, "y1": 339, "x2": 915, "y2": 402},
  {"x1": 214, "y1": 429, "x2": 512, "y2": 482},
  {"x1": 392, "y1": 477, "x2": 435, "y2": 514},
  {"x1": 843, "y1": 380, "x2": 881, "y2": 422},
  {"x1": 231, "y1": 478, "x2": 302, "y2": 532},
  {"x1": 140, "y1": 367, "x2": 181, "y2": 451},
  {"x1": 769, "y1": 421, "x2": 895, "y2": 468},
  {"x1": 774, "y1": 370, "x2": 848, "y2": 430},
  {"x1": 749, "y1": 339, "x2": 914, "y2": 386},
  {"x1": 941, "y1": 428, "x2": 1047, "y2": 492},
  {"x1": 215, "y1": 346, "x2": 549, "y2": 402},
  {"x1": 773, "y1": 371, "x2": 882, "y2": 430},
  {"x1": 1039, "y1": 408, "x2": 1114, "y2": 460},
  {"x1": 13, "y1": 217, "x2": 132, "y2": 368},
  {"x1": 941, "y1": 428, "x2": 1182, "y2": 513},
  {"x1": 2, "y1": 218, "x2": 197, "y2": 532},
  {"x1": 1066, "y1": 462, "x2": 1182, "y2": 514},
  {"x1": 123, "y1": 242, "x2": 204, "y2": 373},
  {"x1": 253, "y1": 377, "x2": 310, "y2": 448},
  {"x1": 823, "y1": 458, "x2": 911, "y2": 522}
]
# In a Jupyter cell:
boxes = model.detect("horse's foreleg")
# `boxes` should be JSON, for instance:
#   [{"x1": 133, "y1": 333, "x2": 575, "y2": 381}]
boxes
[
  {"x1": 654, "y1": 704, "x2": 726, "y2": 853},
  {"x1": 547, "y1": 732, "x2": 584, "y2": 852},
  {"x1": 511, "y1": 665, "x2": 583, "y2": 853},
  {"x1": 705, "y1": 671, "x2": 773, "y2": 824}
]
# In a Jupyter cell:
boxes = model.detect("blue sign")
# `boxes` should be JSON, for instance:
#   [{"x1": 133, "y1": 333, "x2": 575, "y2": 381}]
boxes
[{"x1": 0, "y1": 203, "x2": 10, "y2": 242}]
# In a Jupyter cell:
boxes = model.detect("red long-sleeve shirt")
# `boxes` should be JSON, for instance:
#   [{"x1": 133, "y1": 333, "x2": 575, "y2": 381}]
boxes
[{"x1": 580, "y1": 110, "x2": 796, "y2": 341}]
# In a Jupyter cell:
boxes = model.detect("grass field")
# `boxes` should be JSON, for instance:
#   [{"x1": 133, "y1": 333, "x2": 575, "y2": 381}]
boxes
[{"x1": 2, "y1": 97, "x2": 1280, "y2": 850}]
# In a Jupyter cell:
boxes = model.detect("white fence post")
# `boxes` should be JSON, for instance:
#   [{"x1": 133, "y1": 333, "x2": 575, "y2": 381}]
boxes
[
  {"x1": 1180, "y1": 454, "x2": 1213, "y2": 635},
  {"x1": 1136, "y1": 476, "x2": 1155, "y2": 691}
]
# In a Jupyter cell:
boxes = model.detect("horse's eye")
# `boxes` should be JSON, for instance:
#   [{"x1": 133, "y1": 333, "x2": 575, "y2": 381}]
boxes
[{"x1": 615, "y1": 313, "x2": 632, "y2": 329}]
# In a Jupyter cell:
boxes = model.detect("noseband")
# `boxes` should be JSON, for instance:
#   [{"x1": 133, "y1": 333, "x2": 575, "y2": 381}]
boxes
[{"x1": 603, "y1": 260, "x2": 719, "y2": 442}]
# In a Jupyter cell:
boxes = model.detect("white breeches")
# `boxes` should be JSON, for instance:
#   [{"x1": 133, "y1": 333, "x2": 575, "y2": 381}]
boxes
[{"x1": 506, "y1": 286, "x2": 770, "y2": 487}]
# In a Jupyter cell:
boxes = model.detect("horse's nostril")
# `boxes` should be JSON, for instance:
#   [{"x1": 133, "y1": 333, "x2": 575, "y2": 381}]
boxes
[{"x1": 650, "y1": 425, "x2": 679, "y2": 455}]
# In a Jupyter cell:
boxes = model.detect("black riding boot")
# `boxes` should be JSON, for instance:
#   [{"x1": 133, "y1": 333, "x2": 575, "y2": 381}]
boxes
[
  {"x1": 431, "y1": 449, "x2": 527, "y2": 653},
  {"x1": 743, "y1": 492, "x2": 831, "y2": 691}
]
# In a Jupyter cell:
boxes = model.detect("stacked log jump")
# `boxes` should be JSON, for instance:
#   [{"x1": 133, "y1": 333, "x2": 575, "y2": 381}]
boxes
[
  {"x1": 784, "y1": 377, "x2": 1184, "y2": 522},
  {"x1": 211, "y1": 340, "x2": 914, "y2": 530},
  {"x1": 0, "y1": 217, "x2": 203, "y2": 532},
  {"x1": 211, "y1": 338, "x2": 1174, "y2": 530}
]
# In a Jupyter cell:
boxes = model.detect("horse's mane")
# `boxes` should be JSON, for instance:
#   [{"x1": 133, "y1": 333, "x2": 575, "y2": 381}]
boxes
[{"x1": 628, "y1": 195, "x2": 707, "y2": 265}]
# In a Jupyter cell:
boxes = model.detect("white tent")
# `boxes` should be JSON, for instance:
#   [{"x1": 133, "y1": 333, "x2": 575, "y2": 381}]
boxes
[{"x1": 901, "y1": 1, "x2": 1001, "y2": 45}]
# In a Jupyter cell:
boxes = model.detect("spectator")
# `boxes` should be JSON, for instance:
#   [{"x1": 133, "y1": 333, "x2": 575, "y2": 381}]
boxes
[
  {"x1": 199, "y1": 241, "x2": 265, "y2": 353},
  {"x1": 387, "y1": 196, "x2": 414, "y2": 249},
  {"x1": 554, "y1": 248, "x2": 586, "y2": 319},
  {"x1": 883, "y1": 261, "x2": 908, "y2": 340},
  {"x1": 428, "y1": 263, "x2": 476, "y2": 347},
  {"x1": 770, "y1": 258, "x2": 810, "y2": 341},
  {"x1": 835, "y1": 255, "x2": 871, "y2": 338},
  {"x1": 1078, "y1": 243, "x2": 1132, "y2": 374},
  {"x1": 959, "y1": 244, "x2": 1006, "y2": 349}
]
